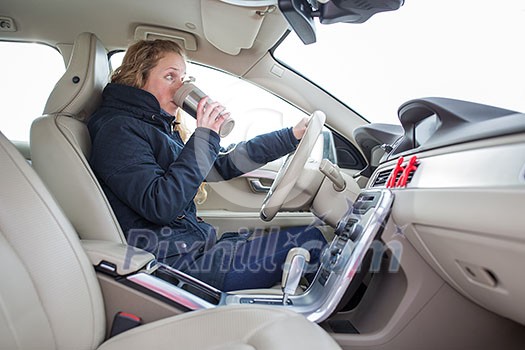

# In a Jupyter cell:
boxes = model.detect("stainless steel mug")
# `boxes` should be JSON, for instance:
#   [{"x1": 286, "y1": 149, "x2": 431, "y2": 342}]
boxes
[{"x1": 173, "y1": 82, "x2": 235, "y2": 138}]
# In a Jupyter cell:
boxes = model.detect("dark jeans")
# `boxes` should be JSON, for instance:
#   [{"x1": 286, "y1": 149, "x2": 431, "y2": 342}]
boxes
[{"x1": 175, "y1": 225, "x2": 327, "y2": 292}]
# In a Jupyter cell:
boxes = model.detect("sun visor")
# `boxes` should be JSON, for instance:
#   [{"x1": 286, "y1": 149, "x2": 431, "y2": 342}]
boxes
[{"x1": 201, "y1": 0, "x2": 272, "y2": 55}]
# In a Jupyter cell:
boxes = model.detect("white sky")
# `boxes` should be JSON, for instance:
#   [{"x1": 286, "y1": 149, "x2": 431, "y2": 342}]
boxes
[{"x1": 275, "y1": 0, "x2": 525, "y2": 124}]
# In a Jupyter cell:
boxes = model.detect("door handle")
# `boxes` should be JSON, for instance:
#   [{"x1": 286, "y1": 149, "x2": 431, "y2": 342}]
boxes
[{"x1": 248, "y1": 178, "x2": 271, "y2": 193}]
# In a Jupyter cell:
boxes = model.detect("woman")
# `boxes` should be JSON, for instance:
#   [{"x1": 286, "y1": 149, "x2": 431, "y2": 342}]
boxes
[{"x1": 88, "y1": 39, "x2": 326, "y2": 291}]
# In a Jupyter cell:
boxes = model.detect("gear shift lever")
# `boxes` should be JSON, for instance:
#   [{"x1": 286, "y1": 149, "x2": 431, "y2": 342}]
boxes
[{"x1": 281, "y1": 247, "x2": 310, "y2": 305}]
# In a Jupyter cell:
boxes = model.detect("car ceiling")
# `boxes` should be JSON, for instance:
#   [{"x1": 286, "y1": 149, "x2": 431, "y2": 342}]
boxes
[{"x1": 0, "y1": 0, "x2": 289, "y2": 76}]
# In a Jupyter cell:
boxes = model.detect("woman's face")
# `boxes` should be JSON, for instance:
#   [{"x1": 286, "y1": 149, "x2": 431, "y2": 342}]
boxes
[{"x1": 142, "y1": 52, "x2": 186, "y2": 115}]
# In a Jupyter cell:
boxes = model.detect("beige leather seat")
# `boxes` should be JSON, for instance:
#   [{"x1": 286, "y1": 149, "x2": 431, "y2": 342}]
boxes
[
  {"x1": 0, "y1": 129, "x2": 341, "y2": 349},
  {"x1": 30, "y1": 32, "x2": 125, "y2": 244}
]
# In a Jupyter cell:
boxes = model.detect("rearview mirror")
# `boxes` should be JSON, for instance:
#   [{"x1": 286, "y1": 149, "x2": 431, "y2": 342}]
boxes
[{"x1": 278, "y1": 0, "x2": 404, "y2": 44}]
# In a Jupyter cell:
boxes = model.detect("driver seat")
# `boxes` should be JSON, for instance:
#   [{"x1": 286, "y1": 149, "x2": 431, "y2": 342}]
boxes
[
  {"x1": 0, "y1": 129, "x2": 341, "y2": 349},
  {"x1": 30, "y1": 32, "x2": 125, "y2": 244}
]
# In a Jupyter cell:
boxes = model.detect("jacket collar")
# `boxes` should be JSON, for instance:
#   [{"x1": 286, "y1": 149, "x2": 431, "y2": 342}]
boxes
[{"x1": 101, "y1": 83, "x2": 176, "y2": 132}]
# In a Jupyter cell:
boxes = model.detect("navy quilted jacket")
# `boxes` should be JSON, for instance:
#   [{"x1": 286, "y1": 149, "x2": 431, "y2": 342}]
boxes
[{"x1": 88, "y1": 83, "x2": 299, "y2": 263}]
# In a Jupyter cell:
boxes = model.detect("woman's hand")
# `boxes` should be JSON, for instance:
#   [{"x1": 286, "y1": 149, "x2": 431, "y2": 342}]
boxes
[
  {"x1": 196, "y1": 97, "x2": 229, "y2": 134},
  {"x1": 292, "y1": 117, "x2": 309, "y2": 141}
]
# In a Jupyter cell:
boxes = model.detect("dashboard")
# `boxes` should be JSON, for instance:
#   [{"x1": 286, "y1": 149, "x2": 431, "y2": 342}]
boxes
[
  {"x1": 354, "y1": 97, "x2": 525, "y2": 168},
  {"x1": 354, "y1": 97, "x2": 525, "y2": 328}
]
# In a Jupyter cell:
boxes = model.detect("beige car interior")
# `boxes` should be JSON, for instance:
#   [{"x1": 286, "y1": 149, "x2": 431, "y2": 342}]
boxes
[
  {"x1": 28, "y1": 31, "x2": 525, "y2": 350},
  {"x1": 3, "y1": 0, "x2": 525, "y2": 349},
  {"x1": 0, "y1": 93, "x2": 340, "y2": 350}
]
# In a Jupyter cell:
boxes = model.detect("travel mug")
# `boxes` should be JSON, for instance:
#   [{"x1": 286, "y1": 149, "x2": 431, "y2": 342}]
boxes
[{"x1": 173, "y1": 82, "x2": 235, "y2": 137}]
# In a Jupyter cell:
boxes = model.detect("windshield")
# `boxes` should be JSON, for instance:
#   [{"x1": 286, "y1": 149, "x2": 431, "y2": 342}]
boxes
[{"x1": 274, "y1": 0, "x2": 525, "y2": 124}]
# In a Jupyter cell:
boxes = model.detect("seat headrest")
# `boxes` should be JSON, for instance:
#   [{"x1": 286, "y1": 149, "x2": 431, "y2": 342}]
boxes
[{"x1": 44, "y1": 32, "x2": 109, "y2": 122}]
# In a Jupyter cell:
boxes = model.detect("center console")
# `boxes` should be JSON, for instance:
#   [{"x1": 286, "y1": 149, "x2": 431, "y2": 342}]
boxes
[
  {"x1": 88, "y1": 189, "x2": 394, "y2": 325},
  {"x1": 223, "y1": 189, "x2": 393, "y2": 322}
]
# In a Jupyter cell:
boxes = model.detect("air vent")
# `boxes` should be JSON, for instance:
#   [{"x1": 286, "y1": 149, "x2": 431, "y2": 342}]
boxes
[
  {"x1": 134, "y1": 26, "x2": 197, "y2": 51},
  {"x1": 372, "y1": 169, "x2": 392, "y2": 187}
]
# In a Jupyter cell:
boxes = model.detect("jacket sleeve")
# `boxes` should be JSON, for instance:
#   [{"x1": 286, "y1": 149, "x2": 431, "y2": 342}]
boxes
[
  {"x1": 90, "y1": 119, "x2": 220, "y2": 225},
  {"x1": 206, "y1": 127, "x2": 299, "y2": 181}
]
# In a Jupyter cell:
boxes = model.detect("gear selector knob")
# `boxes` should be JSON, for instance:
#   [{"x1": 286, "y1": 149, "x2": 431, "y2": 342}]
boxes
[{"x1": 282, "y1": 247, "x2": 310, "y2": 305}]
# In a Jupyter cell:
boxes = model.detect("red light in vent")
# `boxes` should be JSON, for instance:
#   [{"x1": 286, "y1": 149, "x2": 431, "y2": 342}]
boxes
[
  {"x1": 386, "y1": 156, "x2": 419, "y2": 188},
  {"x1": 397, "y1": 155, "x2": 418, "y2": 187},
  {"x1": 386, "y1": 157, "x2": 405, "y2": 188}
]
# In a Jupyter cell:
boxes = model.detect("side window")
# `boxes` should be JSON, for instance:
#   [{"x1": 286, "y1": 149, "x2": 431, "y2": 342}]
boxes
[
  {"x1": 0, "y1": 42, "x2": 65, "y2": 142},
  {"x1": 111, "y1": 52, "x2": 305, "y2": 146}
]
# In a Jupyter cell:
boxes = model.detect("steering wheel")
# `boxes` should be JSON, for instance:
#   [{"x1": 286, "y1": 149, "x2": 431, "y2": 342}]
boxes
[{"x1": 260, "y1": 110, "x2": 326, "y2": 221}]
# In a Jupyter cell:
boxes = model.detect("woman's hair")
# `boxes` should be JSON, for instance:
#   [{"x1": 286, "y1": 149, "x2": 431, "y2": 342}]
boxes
[
  {"x1": 111, "y1": 39, "x2": 186, "y2": 88},
  {"x1": 113, "y1": 39, "x2": 208, "y2": 204},
  {"x1": 175, "y1": 109, "x2": 209, "y2": 205}
]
